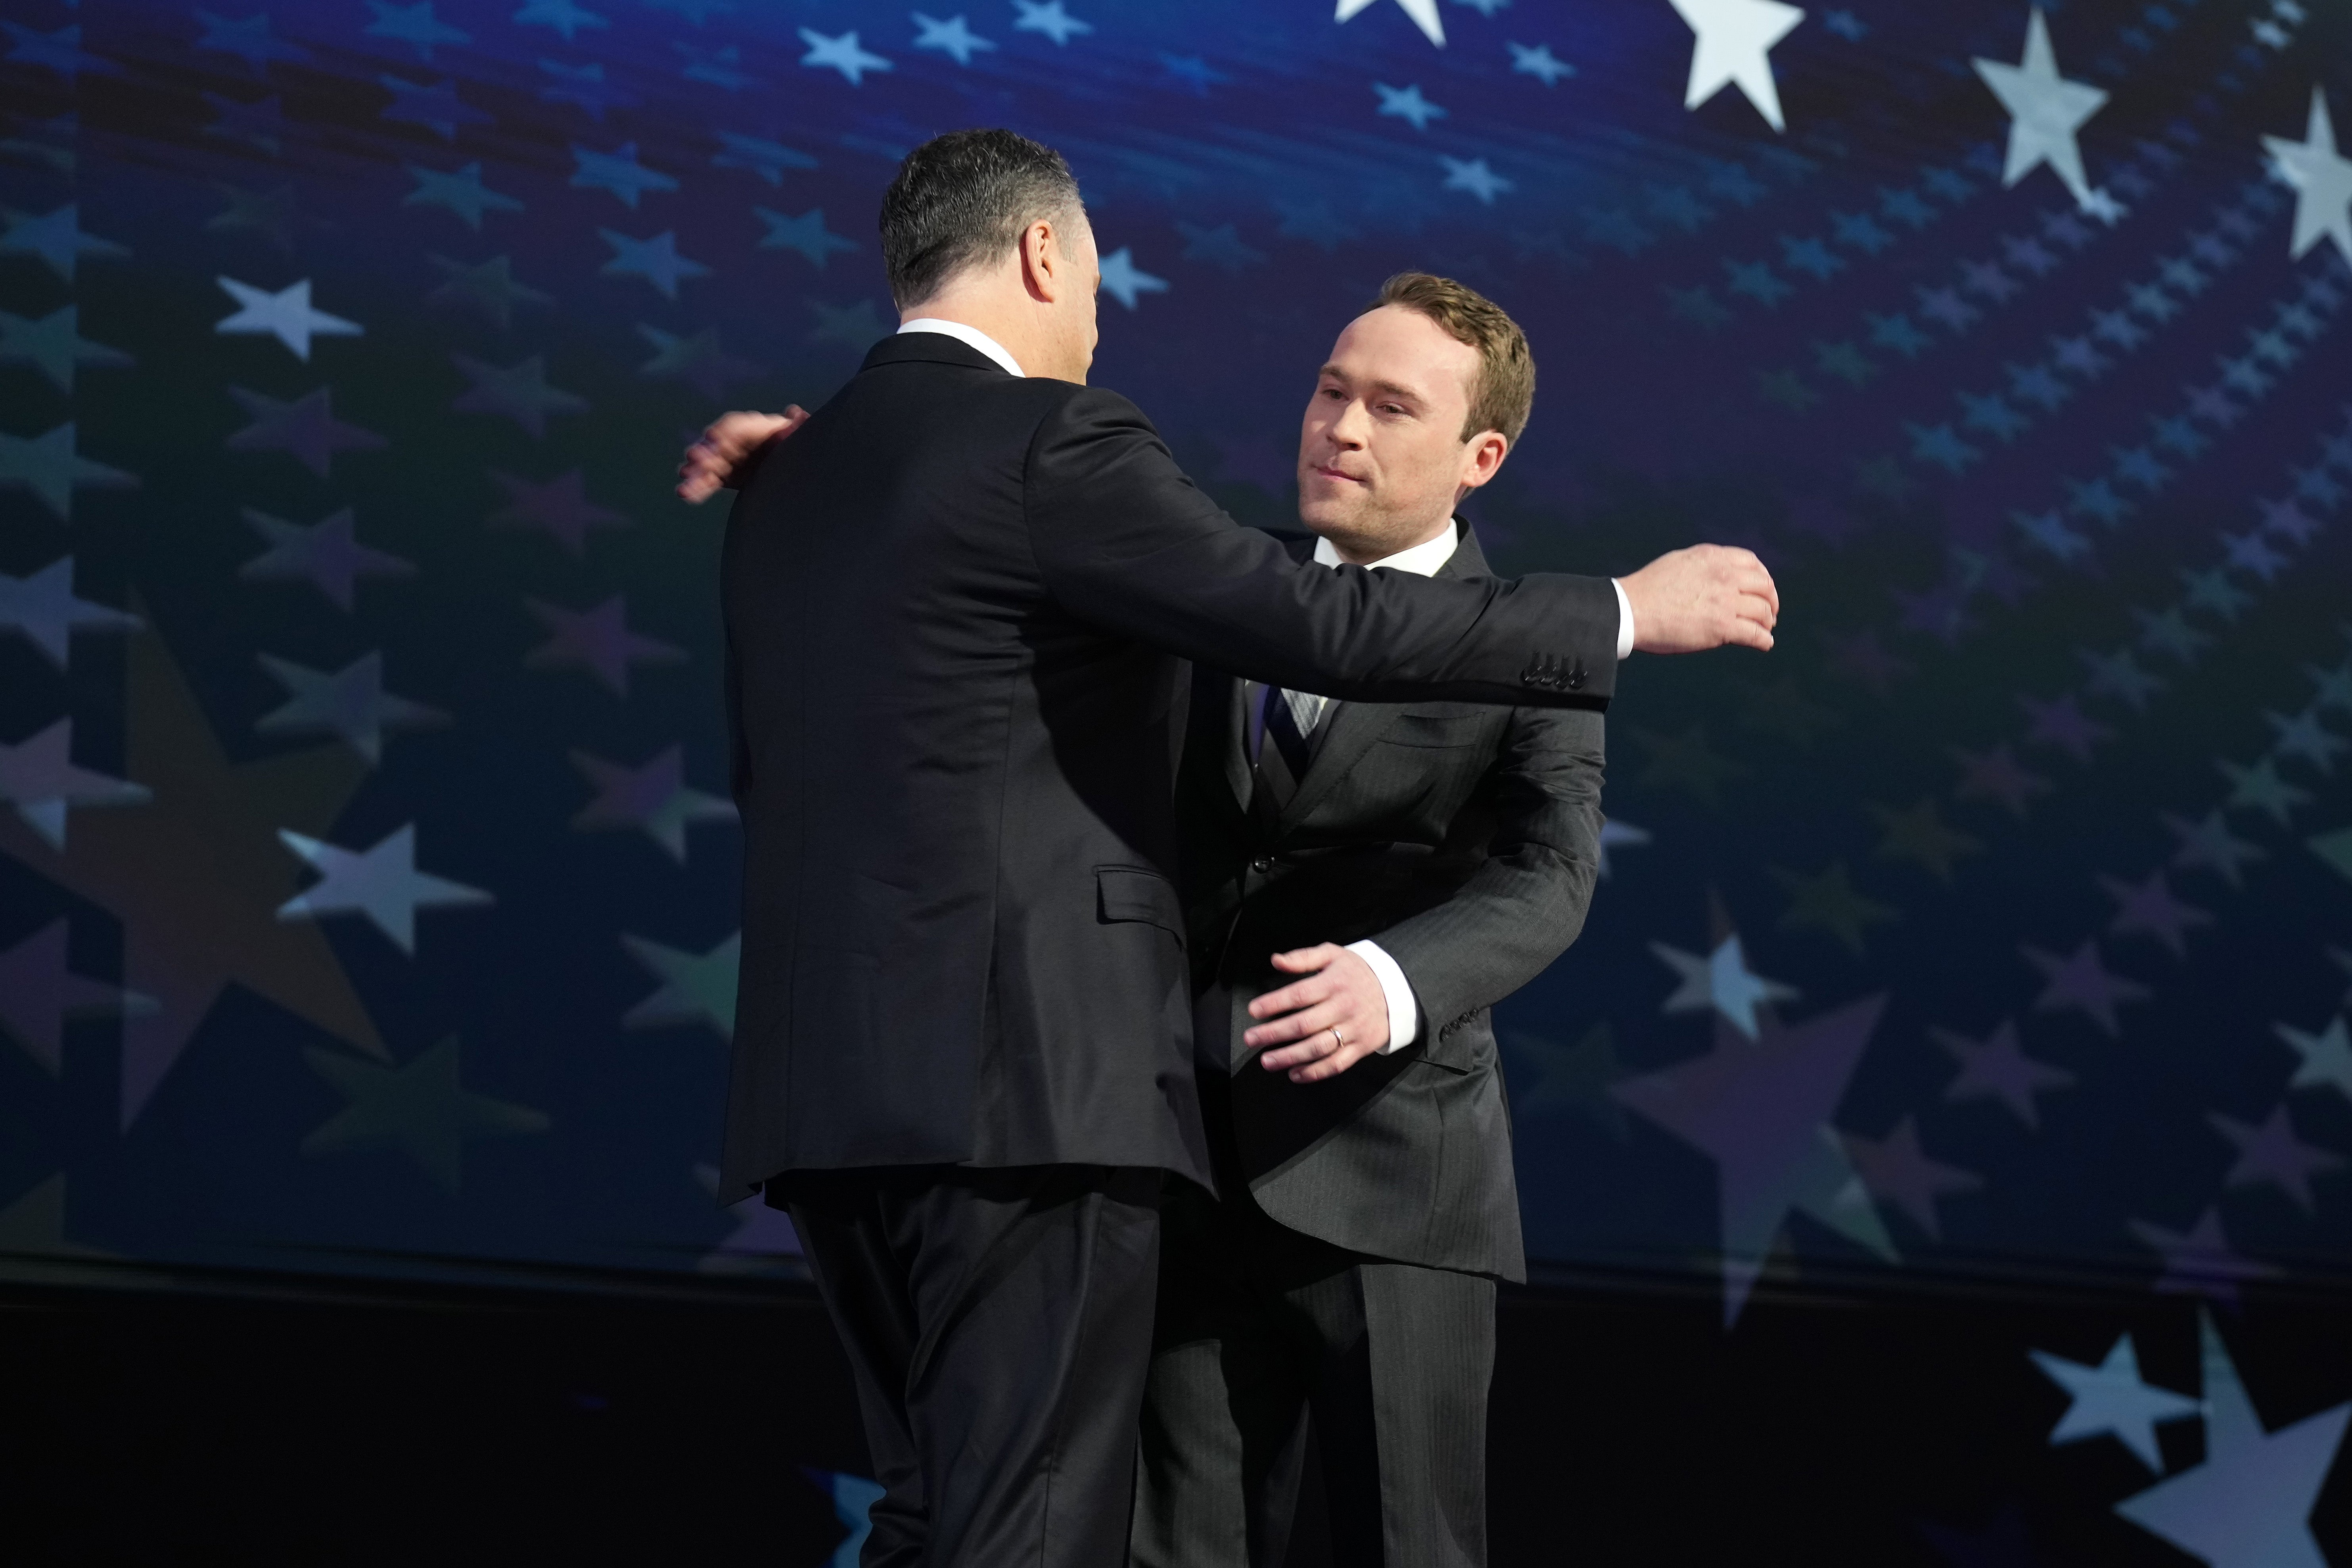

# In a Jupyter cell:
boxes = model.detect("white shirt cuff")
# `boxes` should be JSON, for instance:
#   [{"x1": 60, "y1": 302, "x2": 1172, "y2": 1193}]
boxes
[
  {"x1": 1347, "y1": 939, "x2": 1420, "y2": 1053},
  {"x1": 1611, "y1": 578, "x2": 1636, "y2": 660}
]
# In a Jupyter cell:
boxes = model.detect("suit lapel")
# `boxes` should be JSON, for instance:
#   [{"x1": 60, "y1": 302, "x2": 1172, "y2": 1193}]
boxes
[
  {"x1": 1220, "y1": 672, "x2": 1253, "y2": 810},
  {"x1": 1278, "y1": 521, "x2": 1488, "y2": 830}
]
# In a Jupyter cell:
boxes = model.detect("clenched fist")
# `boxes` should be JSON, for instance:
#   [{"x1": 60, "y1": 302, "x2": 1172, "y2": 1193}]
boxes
[{"x1": 1619, "y1": 543, "x2": 1779, "y2": 654}]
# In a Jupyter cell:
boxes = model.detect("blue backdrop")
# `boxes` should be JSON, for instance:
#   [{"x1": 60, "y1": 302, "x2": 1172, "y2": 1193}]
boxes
[{"x1": 3, "y1": 0, "x2": 2350, "y2": 1553}]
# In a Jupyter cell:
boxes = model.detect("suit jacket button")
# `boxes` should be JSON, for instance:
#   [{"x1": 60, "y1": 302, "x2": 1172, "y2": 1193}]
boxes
[
  {"x1": 1251, "y1": 856, "x2": 1274, "y2": 874},
  {"x1": 1566, "y1": 669, "x2": 1584, "y2": 690}
]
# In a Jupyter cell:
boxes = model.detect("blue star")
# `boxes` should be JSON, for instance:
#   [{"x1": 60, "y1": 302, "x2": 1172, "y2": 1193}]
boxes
[
  {"x1": 1011, "y1": 1, "x2": 1091, "y2": 44},
  {"x1": 489, "y1": 469, "x2": 627, "y2": 555},
  {"x1": 2164, "y1": 809, "x2": 2264, "y2": 887},
  {"x1": 1097, "y1": 246, "x2": 1168, "y2": 310},
  {"x1": 2067, "y1": 476, "x2": 2130, "y2": 526},
  {"x1": 1831, "y1": 210, "x2": 1893, "y2": 254},
  {"x1": 2115, "y1": 1313, "x2": 2349, "y2": 1567},
  {"x1": 0, "y1": 720, "x2": 150, "y2": 849},
  {"x1": 525, "y1": 595, "x2": 683, "y2": 696},
  {"x1": 755, "y1": 207, "x2": 857, "y2": 269},
  {"x1": 1865, "y1": 312, "x2": 1929, "y2": 358},
  {"x1": 636, "y1": 324, "x2": 765, "y2": 400},
  {"x1": 404, "y1": 161, "x2": 523, "y2": 229},
  {"x1": 240, "y1": 506, "x2": 414, "y2": 611},
  {"x1": 302, "y1": 1037, "x2": 546, "y2": 1194},
  {"x1": 1822, "y1": 9, "x2": 1866, "y2": 40},
  {"x1": 2080, "y1": 647, "x2": 2163, "y2": 710},
  {"x1": 257, "y1": 650, "x2": 446, "y2": 765},
  {"x1": 675, "y1": 41, "x2": 752, "y2": 89},
  {"x1": 512, "y1": 0, "x2": 606, "y2": 40},
  {"x1": 452, "y1": 354, "x2": 587, "y2": 438},
  {"x1": 1779, "y1": 234, "x2": 1843, "y2": 280},
  {"x1": 0, "y1": 204, "x2": 128, "y2": 284},
  {"x1": 2029, "y1": 1335, "x2": 2201, "y2": 1470},
  {"x1": 574, "y1": 747, "x2": 736, "y2": 863},
  {"x1": 1271, "y1": 200, "x2": 1360, "y2": 250},
  {"x1": 1440, "y1": 156, "x2": 1513, "y2": 205},
  {"x1": 0, "y1": 306, "x2": 134, "y2": 394},
  {"x1": 0, "y1": 422, "x2": 137, "y2": 521},
  {"x1": 2274, "y1": 1016, "x2": 2352, "y2": 1104},
  {"x1": 1879, "y1": 186, "x2": 1935, "y2": 229},
  {"x1": 571, "y1": 142, "x2": 678, "y2": 208},
  {"x1": 378, "y1": 74, "x2": 490, "y2": 140},
  {"x1": 1907, "y1": 423, "x2": 1980, "y2": 475},
  {"x1": 621, "y1": 933, "x2": 740, "y2": 1038},
  {"x1": 807, "y1": 299, "x2": 887, "y2": 352},
  {"x1": 278, "y1": 824, "x2": 491, "y2": 953},
  {"x1": 799, "y1": 27, "x2": 891, "y2": 84},
  {"x1": 0, "y1": 558, "x2": 139, "y2": 669},
  {"x1": 913, "y1": 13, "x2": 995, "y2": 65},
  {"x1": 362, "y1": 2, "x2": 470, "y2": 61},
  {"x1": 1615, "y1": 993, "x2": 1892, "y2": 1323},
  {"x1": 1725, "y1": 259, "x2": 1791, "y2": 307},
  {"x1": 1508, "y1": 42, "x2": 1573, "y2": 85},
  {"x1": 713, "y1": 132, "x2": 817, "y2": 185},
  {"x1": 1454, "y1": 0, "x2": 1508, "y2": 15},
  {"x1": 1, "y1": 22, "x2": 118, "y2": 82},
  {"x1": 535, "y1": 58, "x2": 633, "y2": 119},
  {"x1": 426, "y1": 253, "x2": 548, "y2": 329},
  {"x1": 1374, "y1": 82, "x2": 1447, "y2": 131},
  {"x1": 1176, "y1": 221, "x2": 1265, "y2": 273},
  {"x1": 599, "y1": 229, "x2": 709, "y2": 299},
  {"x1": 1959, "y1": 391, "x2": 2029, "y2": 444},
  {"x1": 226, "y1": 385, "x2": 388, "y2": 477},
  {"x1": 214, "y1": 277, "x2": 363, "y2": 362},
  {"x1": 644, "y1": 0, "x2": 732, "y2": 19},
  {"x1": 1159, "y1": 54, "x2": 1228, "y2": 94},
  {"x1": 194, "y1": 11, "x2": 313, "y2": 71},
  {"x1": 1708, "y1": 162, "x2": 1769, "y2": 207},
  {"x1": 1650, "y1": 934, "x2": 1798, "y2": 1040}
]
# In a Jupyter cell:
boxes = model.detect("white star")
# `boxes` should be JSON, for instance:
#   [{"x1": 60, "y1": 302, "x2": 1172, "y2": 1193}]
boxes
[
  {"x1": 2263, "y1": 88, "x2": 2352, "y2": 268},
  {"x1": 1509, "y1": 42, "x2": 1574, "y2": 86},
  {"x1": 2116, "y1": 1312, "x2": 2350, "y2": 1568},
  {"x1": 1374, "y1": 82, "x2": 1446, "y2": 131},
  {"x1": 1097, "y1": 246, "x2": 1168, "y2": 311},
  {"x1": 1650, "y1": 934, "x2": 1799, "y2": 1040},
  {"x1": 798, "y1": 27, "x2": 891, "y2": 85},
  {"x1": 2275, "y1": 1015, "x2": 2352, "y2": 1104},
  {"x1": 912, "y1": 13, "x2": 994, "y2": 66},
  {"x1": 1596, "y1": 818, "x2": 1650, "y2": 878},
  {"x1": 276, "y1": 824, "x2": 492, "y2": 954},
  {"x1": 2030, "y1": 1335, "x2": 2203, "y2": 1470},
  {"x1": 1336, "y1": 0, "x2": 1444, "y2": 49},
  {"x1": 1011, "y1": 1, "x2": 1090, "y2": 45},
  {"x1": 1972, "y1": 8, "x2": 2111, "y2": 215},
  {"x1": 212, "y1": 277, "x2": 362, "y2": 362},
  {"x1": 1440, "y1": 156, "x2": 1513, "y2": 204},
  {"x1": 1667, "y1": 0, "x2": 1805, "y2": 134}
]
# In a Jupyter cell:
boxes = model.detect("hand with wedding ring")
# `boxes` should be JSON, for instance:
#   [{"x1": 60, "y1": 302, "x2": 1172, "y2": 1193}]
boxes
[{"x1": 1243, "y1": 943, "x2": 1391, "y2": 1083}]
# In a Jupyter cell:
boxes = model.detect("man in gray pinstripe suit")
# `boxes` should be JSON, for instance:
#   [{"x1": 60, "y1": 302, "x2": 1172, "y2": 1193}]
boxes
[{"x1": 1132, "y1": 274, "x2": 1613, "y2": 1568}]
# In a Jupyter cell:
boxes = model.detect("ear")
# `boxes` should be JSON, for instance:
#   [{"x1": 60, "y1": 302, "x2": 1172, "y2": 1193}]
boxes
[
  {"x1": 1457, "y1": 430, "x2": 1510, "y2": 492},
  {"x1": 1020, "y1": 220, "x2": 1064, "y2": 304}
]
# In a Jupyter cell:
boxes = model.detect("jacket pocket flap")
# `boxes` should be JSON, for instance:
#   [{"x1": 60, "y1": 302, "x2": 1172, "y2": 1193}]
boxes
[{"x1": 1096, "y1": 865, "x2": 1184, "y2": 941}]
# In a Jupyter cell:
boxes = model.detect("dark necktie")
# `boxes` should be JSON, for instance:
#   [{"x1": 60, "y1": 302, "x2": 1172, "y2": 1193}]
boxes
[{"x1": 1251, "y1": 682, "x2": 1327, "y2": 811}]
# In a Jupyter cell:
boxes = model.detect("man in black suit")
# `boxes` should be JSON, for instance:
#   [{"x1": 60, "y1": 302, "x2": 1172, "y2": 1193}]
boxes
[
  {"x1": 685, "y1": 130, "x2": 1777, "y2": 1568},
  {"x1": 1131, "y1": 274, "x2": 1601, "y2": 1568}
]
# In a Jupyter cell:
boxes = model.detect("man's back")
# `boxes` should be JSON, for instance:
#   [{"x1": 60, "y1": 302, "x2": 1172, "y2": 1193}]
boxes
[{"x1": 720, "y1": 333, "x2": 1203, "y2": 1192}]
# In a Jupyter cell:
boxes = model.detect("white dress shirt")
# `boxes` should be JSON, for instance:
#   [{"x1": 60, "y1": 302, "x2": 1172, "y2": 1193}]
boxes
[
  {"x1": 896, "y1": 317, "x2": 1024, "y2": 377},
  {"x1": 1305, "y1": 522, "x2": 1634, "y2": 1053}
]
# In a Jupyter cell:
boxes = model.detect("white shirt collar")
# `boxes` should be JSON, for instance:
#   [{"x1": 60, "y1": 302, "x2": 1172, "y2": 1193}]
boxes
[
  {"x1": 896, "y1": 318, "x2": 1024, "y2": 377},
  {"x1": 1311, "y1": 521, "x2": 1461, "y2": 577}
]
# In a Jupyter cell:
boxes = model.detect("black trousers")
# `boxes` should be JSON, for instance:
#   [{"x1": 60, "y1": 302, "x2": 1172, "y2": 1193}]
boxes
[
  {"x1": 776, "y1": 1164, "x2": 1163, "y2": 1568},
  {"x1": 1130, "y1": 1179, "x2": 1496, "y2": 1568}
]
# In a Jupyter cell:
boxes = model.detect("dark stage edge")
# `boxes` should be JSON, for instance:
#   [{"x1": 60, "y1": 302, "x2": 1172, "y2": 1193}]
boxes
[{"x1": 5, "y1": 1257, "x2": 2349, "y2": 1566}]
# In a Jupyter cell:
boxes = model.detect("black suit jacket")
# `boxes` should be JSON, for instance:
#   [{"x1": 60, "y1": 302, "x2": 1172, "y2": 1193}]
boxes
[
  {"x1": 717, "y1": 334, "x2": 1619, "y2": 1197},
  {"x1": 1177, "y1": 525, "x2": 1606, "y2": 1281}
]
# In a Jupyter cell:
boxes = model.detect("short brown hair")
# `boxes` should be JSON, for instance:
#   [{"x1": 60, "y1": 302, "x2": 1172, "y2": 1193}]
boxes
[{"x1": 1373, "y1": 272, "x2": 1536, "y2": 443}]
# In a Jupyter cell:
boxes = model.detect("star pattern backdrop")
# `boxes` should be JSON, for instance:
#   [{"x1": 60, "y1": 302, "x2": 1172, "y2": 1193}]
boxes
[{"x1": 3, "y1": 0, "x2": 2351, "y2": 1556}]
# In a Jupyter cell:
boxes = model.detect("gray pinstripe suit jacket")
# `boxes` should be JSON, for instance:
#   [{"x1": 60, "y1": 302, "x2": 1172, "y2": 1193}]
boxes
[{"x1": 1175, "y1": 523, "x2": 1608, "y2": 1282}]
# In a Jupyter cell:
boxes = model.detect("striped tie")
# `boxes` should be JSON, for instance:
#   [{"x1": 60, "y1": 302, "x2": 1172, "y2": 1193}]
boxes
[{"x1": 1252, "y1": 682, "x2": 1327, "y2": 810}]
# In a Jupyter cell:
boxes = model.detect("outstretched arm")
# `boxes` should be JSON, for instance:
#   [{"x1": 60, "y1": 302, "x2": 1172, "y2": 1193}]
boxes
[{"x1": 676, "y1": 407, "x2": 808, "y2": 503}]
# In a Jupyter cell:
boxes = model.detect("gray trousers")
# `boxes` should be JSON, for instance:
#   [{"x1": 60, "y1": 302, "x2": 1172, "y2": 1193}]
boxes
[{"x1": 1131, "y1": 1179, "x2": 1496, "y2": 1568}]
